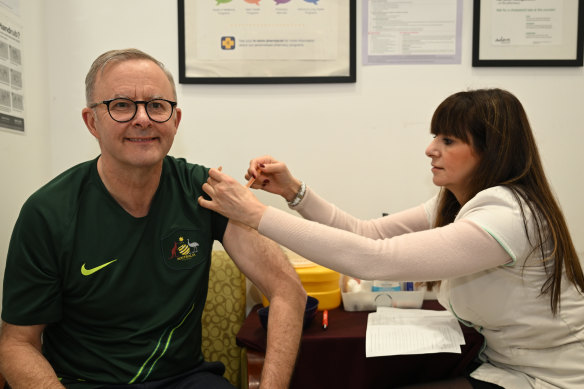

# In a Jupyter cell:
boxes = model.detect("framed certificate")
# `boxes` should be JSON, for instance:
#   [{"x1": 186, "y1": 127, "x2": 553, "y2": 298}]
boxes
[
  {"x1": 178, "y1": 0, "x2": 356, "y2": 83},
  {"x1": 472, "y1": 0, "x2": 583, "y2": 66}
]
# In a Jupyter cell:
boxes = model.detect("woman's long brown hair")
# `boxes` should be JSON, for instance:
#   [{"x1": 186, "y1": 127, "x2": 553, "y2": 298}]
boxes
[{"x1": 430, "y1": 89, "x2": 583, "y2": 315}]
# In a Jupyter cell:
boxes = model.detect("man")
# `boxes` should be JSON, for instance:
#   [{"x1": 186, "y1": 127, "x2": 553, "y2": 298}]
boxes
[{"x1": 0, "y1": 49, "x2": 306, "y2": 388}]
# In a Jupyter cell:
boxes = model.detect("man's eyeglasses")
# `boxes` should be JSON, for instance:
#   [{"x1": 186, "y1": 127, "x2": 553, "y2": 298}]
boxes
[{"x1": 89, "y1": 98, "x2": 177, "y2": 123}]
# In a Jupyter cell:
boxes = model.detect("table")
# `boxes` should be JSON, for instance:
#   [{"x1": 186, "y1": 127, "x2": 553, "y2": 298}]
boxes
[{"x1": 236, "y1": 300, "x2": 484, "y2": 389}]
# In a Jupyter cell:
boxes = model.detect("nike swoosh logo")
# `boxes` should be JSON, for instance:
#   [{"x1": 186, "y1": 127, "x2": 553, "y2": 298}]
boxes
[{"x1": 81, "y1": 259, "x2": 118, "y2": 276}]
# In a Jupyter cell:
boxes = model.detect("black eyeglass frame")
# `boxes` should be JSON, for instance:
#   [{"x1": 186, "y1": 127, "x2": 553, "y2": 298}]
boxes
[{"x1": 89, "y1": 98, "x2": 178, "y2": 123}]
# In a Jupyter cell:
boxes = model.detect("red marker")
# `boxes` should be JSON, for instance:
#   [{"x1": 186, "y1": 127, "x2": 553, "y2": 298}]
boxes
[{"x1": 322, "y1": 310, "x2": 328, "y2": 330}]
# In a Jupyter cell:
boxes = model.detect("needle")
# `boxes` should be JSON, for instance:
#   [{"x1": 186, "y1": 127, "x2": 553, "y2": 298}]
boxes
[{"x1": 246, "y1": 164, "x2": 263, "y2": 187}]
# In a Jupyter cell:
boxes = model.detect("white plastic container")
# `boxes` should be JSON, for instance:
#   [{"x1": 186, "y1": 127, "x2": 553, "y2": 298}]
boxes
[{"x1": 341, "y1": 290, "x2": 425, "y2": 311}]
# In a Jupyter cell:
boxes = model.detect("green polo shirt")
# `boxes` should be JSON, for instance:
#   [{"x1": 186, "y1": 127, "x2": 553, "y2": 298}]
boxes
[{"x1": 2, "y1": 156, "x2": 228, "y2": 387}]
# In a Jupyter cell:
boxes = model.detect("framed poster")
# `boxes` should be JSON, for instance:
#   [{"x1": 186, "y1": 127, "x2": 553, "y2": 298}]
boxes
[
  {"x1": 472, "y1": 0, "x2": 583, "y2": 67},
  {"x1": 178, "y1": 0, "x2": 356, "y2": 84}
]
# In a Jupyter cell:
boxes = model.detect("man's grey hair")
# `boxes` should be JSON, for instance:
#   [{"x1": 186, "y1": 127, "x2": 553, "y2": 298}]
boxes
[{"x1": 85, "y1": 48, "x2": 177, "y2": 106}]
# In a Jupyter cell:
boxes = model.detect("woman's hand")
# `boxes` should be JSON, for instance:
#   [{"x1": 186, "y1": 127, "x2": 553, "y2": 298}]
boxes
[
  {"x1": 246, "y1": 155, "x2": 302, "y2": 202},
  {"x1": 198, "y1": 168, "x2": 267, "y2": 229}
]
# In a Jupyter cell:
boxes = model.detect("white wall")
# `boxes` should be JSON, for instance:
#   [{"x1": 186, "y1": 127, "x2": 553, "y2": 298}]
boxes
[
  {"x1": 45, "y1": 0, "x2": 584, "y2": 245},
  {"x1": 1, "y1": 0, "x2": 583, "y2": 306},
  {"x1": 0, "y1": 0, "x2": 50, "y2": 304}
]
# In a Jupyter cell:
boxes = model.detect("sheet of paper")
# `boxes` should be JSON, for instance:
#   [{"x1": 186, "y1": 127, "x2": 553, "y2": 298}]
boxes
[
  {"x1": 366, "y1": 307, "x2": 466, "y2": 357},
  {"x1": 363, "y1": 0, "x2": 462, "y2": 65}
]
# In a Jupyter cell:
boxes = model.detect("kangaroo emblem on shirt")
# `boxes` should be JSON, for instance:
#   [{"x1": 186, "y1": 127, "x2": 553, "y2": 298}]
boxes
[{"x1": 169, "y1": 242, "x2": 178, "y2": 259}]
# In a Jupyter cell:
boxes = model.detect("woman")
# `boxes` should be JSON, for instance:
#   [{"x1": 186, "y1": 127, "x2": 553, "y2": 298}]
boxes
[{"x1": 199, "y1": 89, "x2": 584, "y2": 389}]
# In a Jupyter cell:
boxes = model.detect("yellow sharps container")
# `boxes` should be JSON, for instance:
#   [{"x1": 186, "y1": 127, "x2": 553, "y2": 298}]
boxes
[{"x1": 262, "y1": 251, "x2": 341, "y2": 311}]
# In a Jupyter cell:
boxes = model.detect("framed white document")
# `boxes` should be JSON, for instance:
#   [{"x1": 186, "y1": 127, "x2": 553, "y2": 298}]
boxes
[{"x1": 472, "y1": 0, "x2": 583, "y2": 67}]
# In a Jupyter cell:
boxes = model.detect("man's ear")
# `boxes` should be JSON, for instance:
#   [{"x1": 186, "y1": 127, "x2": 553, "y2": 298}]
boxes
[
  {"x1": 82, "y1": 107, "x2": 100, "y2": 139},
  {"x1": 174, "y1": 107, "x2": 182, "y2": 132}
]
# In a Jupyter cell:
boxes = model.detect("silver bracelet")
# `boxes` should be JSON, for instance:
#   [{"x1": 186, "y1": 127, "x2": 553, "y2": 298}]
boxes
[{"x1": 288, "y1": 181, "x2": 306, "y2": 207}]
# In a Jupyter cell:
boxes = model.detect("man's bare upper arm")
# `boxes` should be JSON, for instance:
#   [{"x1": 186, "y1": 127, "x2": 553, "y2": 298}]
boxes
[
  {"x1": 221, "y1": 220, "x2": 297, "y2": 299},
  {"x1": 0, "y1": 321, "x2": 45, "y2": 351}
]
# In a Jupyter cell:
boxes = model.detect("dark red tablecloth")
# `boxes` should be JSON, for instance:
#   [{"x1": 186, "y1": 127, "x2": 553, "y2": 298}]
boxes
[{"x1": 236, "y1": 300, "x2": 484, "y2": 389}]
